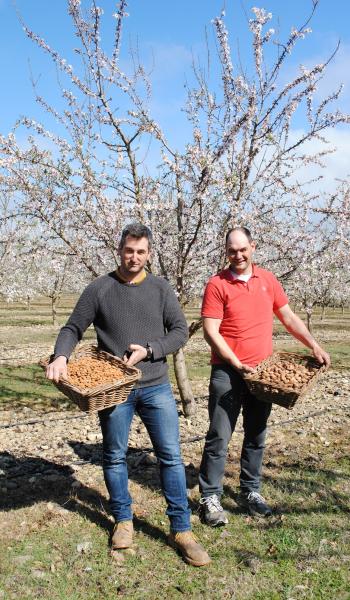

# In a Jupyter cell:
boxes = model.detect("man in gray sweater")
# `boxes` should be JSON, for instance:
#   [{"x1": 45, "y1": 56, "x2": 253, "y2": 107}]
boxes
[{"x1": 46, "y1": 223, "x2": 210, "y2": 567}]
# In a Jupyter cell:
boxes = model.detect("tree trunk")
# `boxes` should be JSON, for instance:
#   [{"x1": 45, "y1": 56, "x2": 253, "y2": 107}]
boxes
[
  {"x1": 321, "y1": 305, "x2": 326, "y2": 320},
  {"x1": 306, "y1": 310, "x2": 312, "y2": 333},
  {"x1": 188, "y1": 318, "x2": 203, "y2": 337},
  {"x1": 342, "y1": 306, "x2": 345, "y2": 315},
  {"x1": 173, "y1": 348, "x2": 194, "y2": 416},
  {"x1": 26, "y1": 296, "x2": 31, "y2": 310},
  {"x1": 51, "y1": 296, "x2": 58, "y2": 326}
]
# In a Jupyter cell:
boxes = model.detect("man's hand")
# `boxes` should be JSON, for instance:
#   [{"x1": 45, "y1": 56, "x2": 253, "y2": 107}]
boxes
[
  {"x1": 311, "y1": 344, "x2": 331, "y2": 367},
  {"x1": 46, "y1": 355, "x2": 68, "y2": 383},
  {"x1": 203, "y1": 317, "x2": 255, "y2": 374},
  {"x1": 123, "y1": 344, "x2": 147, "y2": 366},
  {"x1": 234, "y1": 362, "x2": 256, "y2": 375}
]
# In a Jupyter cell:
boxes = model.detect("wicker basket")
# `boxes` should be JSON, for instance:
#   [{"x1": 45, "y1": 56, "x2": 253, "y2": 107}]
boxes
[
  {"x1": 243, "y1": 352, "x2": 328, "y2": 410},
  {"x1": 40, "y1": 345, "x2": 141, "y2": 413}
]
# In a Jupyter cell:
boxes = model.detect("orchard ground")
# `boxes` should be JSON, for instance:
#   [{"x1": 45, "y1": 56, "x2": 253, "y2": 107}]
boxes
[{"x1": 0, "y1": 297, "x2": 349, "y2": 600}]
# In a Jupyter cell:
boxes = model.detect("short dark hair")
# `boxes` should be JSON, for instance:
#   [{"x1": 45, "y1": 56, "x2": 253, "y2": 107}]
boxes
[
  {"x1": 119, "y1": 223, "x2": 153, "y2": 250},
  {"x1": 225, "y1": 226, "x2": 253, "y2": 245}
]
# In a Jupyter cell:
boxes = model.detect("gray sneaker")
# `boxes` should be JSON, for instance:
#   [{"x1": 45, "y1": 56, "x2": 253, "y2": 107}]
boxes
[
  {"x1": 237, "y1": 491, "x2": 272, "y2": 517},
  {"x1": 199, "y1": 494, "x2": 229, "y2": 526}
]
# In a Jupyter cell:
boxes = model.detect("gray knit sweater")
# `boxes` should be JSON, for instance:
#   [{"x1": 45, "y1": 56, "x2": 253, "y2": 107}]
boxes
[{"x1": 54, "y1": 272, "x2": 189, "y2": 387}]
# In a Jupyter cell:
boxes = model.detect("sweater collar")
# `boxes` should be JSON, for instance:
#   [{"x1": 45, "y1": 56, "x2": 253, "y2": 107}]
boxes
[{"x1": 115, "y1": 267, "x2": 148, "y2": 285}]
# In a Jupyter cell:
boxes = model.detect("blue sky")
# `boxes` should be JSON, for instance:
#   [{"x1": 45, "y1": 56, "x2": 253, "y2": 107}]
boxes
[{"x1": 1, "y1": 0, "x2": 350, "y2": 185}]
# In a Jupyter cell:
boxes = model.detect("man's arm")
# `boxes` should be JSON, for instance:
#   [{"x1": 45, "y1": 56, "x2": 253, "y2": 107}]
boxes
[
  {"x1": 274, "y1": 304, "x2": 331, "y2": 366},
  {"x1": 124, "y1": 282, "x2": 189, "y2": 367},
  {"x1": 46, "y1": 283, "x2": 98, "y2": 382},
  {"x1": 148, "y1": 285, "x2": 189, "y2": 358},
  {"x1": 203, "y1": 318, "x2": 255, "y2": 374}
]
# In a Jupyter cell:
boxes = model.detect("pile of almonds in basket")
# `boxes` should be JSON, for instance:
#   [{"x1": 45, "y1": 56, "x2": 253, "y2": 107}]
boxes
[
  {"x1": 257, "y1": 359, "x2": 318, "y2": 390},
  {"x1": 67, "y1": 356, "x2": 125, "y2": 390}
]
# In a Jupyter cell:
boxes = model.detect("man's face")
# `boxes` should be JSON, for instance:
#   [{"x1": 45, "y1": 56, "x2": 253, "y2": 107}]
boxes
[
  {"x1": 226, "y1": 231, "x2": 256, "y2": 274},
  {"x1": 118, "y1": 235, "x2": 151, "y2": 277}
]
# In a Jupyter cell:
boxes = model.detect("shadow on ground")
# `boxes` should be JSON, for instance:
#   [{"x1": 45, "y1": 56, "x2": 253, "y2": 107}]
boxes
[
  {"x1": 68, "y1": 440, "x2": 200, "y2": 493},
  {"x1": 0, "y1": 451, "x2": 169, "y2": 544},
  {"x1": 1, "y1": 445, "x2": 348, "y2": 548},
  {"x1": 67, "y1": 441, "x2": 350, "y2": 517}
]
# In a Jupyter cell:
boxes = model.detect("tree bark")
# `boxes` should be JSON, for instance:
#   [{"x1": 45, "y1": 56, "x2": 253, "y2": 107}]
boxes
[
  {"x1": 306, "y1": 310, "x2": 312, "y2": 333},
  {"x1": 321, "y1": 305, "x2": 326, "y2": 320},
  {"x1": 188, "y1": 318, "x2": 203, "y2": 337},
  {"x1": 51, "y1": 296, "x2": 58, "y2": 326},
  {"x1": 173, "y1": 347, "x2": 195, "y2": 417}
]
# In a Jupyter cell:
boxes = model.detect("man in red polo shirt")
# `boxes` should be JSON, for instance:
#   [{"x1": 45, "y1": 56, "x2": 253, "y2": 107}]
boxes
[{"x1": 199, "y1": 227, "x2": 330, "y2": 525}]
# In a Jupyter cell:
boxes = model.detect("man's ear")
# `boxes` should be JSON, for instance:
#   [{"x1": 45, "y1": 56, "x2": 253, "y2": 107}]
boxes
[{"x1": 251, "y1": 241, "x2": 256, "y2": 253}]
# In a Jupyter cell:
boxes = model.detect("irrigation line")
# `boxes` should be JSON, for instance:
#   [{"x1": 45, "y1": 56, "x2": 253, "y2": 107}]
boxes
[
  {"x1": 0, "y1": 403, "x2": 349, "y2": 435},
  {"x1": 1, "y1": 403, "x2": 349, "y2": 431},
  {"x1": 1, "y1": 404, "x2": 349, "y2": 479},
  {"x1": 0, "y1": 413, "x2": 89, "y2": 429},
  {"x1": 183, "y1": 403, "x2": 350, "y2": 445}
]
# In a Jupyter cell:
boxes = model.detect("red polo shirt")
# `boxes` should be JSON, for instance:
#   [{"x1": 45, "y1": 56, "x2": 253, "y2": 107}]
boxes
[{"x1": 201, "y1": 265, "x2": 288, "y2": 367}]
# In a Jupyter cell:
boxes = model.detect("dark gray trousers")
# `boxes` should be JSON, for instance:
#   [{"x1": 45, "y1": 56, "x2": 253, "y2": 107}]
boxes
[{"x1": 199, "y1": 364, "x2": 272, "y2": 497}]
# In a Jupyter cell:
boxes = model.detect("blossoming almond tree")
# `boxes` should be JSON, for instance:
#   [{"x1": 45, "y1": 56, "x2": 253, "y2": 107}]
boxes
[
  {"x1": 285, "y1": 243, "x2": 349, "y2": 331},
  {"x1": 0, "y1": 219, "x2": 90, "y2": 323},
  {"x1": 276, "y1": 174, "x2": 350, "y2": 329},
  {"x1": 164, "y1": 5, "x2": 350, "y2": 275},
  {"x1": 142, "y1": 3, "x2": 350, "y2": 409},
  {"x1": 0, "y1": 0, "x2": 217, "y2": 414},
  {"x1": 33, "y1": 248, "x2": 91, "y2": 325},
  {"x1": 1, "y1": 0, "x2": 349, "y2": 414}
]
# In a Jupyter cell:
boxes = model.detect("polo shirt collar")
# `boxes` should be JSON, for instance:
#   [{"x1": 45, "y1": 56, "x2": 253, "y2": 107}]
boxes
[{"x1": 224, "y1": 264, "x2": 259, "y2": 282}]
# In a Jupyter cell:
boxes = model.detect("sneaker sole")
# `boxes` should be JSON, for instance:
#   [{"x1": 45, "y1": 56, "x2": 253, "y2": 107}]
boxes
[
  {"x1": 203, "y1": 517, "x2": 228, "y2": 527},
  {"x1": 199, "y1": 510, "x2": 229, "y2": 527},
  {"x1": 249, "y1": 509, "x2": 272, "y2": 517},
  {"x1": 238, "y1": 503, "x2": 272, "y2": 517}
]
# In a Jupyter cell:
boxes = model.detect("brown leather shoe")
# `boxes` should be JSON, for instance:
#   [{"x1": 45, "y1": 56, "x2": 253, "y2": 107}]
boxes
[
  {"x1": 168, "y1": 531, "x2": 211, "y2": 567},
  {"x1": 111, "y1": 520, "x2": 133, "y2": 549}
]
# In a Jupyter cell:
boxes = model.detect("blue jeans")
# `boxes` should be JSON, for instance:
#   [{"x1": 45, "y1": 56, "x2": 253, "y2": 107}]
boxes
[
  {"x1": 199, "y1": 365, "x2": 272, "y2": 497},
  {"x1": 98, "y1": 382, "x2": 191, "y2": 532}
]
